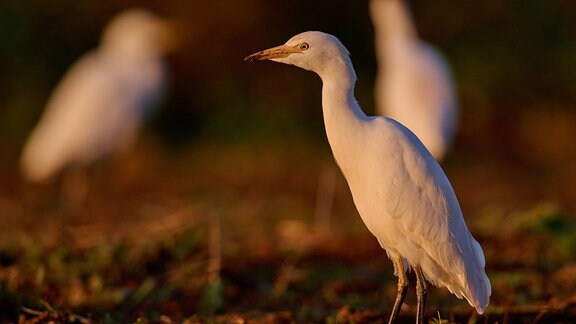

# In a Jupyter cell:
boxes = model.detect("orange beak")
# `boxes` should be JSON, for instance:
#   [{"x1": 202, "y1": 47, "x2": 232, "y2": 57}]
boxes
[{"x1": 244, "y1": 44, "x2": 301, "y2": 62}]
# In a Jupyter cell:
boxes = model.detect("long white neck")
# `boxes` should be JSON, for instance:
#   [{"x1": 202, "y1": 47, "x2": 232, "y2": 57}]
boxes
[
  {"x1": 371, "y1": 0, "x2": 417, "y2": 53},
  {"x1": 319, "y1": 58, "x2": 368, "y2": 170}
]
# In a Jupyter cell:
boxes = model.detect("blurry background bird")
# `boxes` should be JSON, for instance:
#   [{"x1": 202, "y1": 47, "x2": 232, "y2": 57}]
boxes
[
  {"x1": 20, "y1": 8, "x2": 175, "y2": 185},
  {"x1": 370, "y1": 0, "x2": 458, "y2": 160}
]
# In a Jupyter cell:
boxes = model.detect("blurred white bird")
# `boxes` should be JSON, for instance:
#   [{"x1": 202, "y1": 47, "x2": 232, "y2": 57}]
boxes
[
  {"x1": 20, "y1": 8, "x2": 174, "y2": 183},
  {"x1": 370, "y1": 0, "x2": 458, "y2": 160},
  {"x1": 246, "y1": 31, "x2": 490, "y2": 323}
]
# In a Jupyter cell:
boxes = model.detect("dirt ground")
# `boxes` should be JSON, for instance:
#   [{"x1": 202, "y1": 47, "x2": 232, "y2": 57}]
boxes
[{"x1": 2, "y1": 109, "x2": 576, "y2": 323}]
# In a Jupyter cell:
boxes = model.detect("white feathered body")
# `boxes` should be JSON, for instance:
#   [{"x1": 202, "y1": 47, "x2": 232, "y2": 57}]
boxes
[
  {"x1": 327, "y1": 110, "x2": 489, "y2": 313},
  {"x1": 322, "y1": 67, "x2": 488, "y2": 314}
]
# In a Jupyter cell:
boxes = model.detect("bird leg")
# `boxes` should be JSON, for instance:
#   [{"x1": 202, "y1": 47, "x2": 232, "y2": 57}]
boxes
[
  {"x1": 388, "y1": 256, "x2": 408, "y2": 324},
  {"x1": 414, "y1": 266, "x2": 428, "y2": 324}
]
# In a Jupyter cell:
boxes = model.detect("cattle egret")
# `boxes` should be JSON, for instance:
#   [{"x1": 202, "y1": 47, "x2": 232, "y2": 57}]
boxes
[
  {"x1": 245, "y1": 31, "x2": 490, "y2": 323},
  {"x1": 370, "y1": 0, "x2": 458, "y2": 160},
  {"x1": 20, "y1": 8, "x2": 174, "y2": 183}
]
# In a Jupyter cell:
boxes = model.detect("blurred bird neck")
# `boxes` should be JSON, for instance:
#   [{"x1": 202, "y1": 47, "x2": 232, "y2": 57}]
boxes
[
  {"x1": 371, "y1": 0, "x2": 417, "y2": 50},
  {"x1": 100, "y1": 43, "x2": 159, "y2": 61}
]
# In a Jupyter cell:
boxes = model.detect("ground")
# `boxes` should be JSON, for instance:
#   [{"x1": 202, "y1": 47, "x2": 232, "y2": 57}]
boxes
[{"x1": 2, "y1": 118, "x2": 576, "y2": 323}]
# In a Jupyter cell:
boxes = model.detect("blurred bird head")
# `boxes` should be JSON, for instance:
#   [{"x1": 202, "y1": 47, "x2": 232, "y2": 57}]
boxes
[{"x1": 101, "y1": 8, "x2": 179, "y2": 58}]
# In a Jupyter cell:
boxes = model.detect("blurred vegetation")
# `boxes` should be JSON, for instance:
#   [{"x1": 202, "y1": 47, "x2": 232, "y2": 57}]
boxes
[{"x1": 1, "y1": 0, "x2": 576, "y2": 322}]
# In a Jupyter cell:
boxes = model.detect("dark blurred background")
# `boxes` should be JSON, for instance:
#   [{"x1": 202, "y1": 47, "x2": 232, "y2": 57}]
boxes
[
  {"x1": 2, "y1": 0, "x2": 576, "y2": 210},
  {"x1": 2, "y1": 1, "x2": 576, "y2": 320},
  {"x1": 2, "y1": 0, "x2": 576, "y2": 183}
]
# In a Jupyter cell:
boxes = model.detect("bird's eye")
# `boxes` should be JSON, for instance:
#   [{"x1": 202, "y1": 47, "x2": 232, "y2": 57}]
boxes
[{"x1": 300, "y1": 42, "x2": 310, "y2": 51}]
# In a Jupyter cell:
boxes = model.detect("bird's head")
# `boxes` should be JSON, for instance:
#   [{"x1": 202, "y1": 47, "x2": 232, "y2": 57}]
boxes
[
  {"x1": 245, "y1": 31, "x2": 351, "y2": 77},
  {"x1": 101, "y1": 8, "x2": 178, "y2": 57}
]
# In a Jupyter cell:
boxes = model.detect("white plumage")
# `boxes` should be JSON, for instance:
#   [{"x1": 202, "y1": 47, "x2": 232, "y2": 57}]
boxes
[
  {"x1": 370, "y1": 0, "x2": 458, "y2": 160},
  {"x1": 20, "y1": 8, "x2": 172, "y2": 182},
  {"x1": 246, "y1": 31, "x2": 489, "y2": 322}
]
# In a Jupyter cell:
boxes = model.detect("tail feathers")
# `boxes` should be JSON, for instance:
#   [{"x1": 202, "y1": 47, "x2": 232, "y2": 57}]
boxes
[
  {"x1": 385, "y1": 237, "x2": 491, "y2": 314},
  {"x1": 462, "y1": 246, "x2": 491, "y2": 314},
  {"x1": 431, "y1": 239, "x2": 491, "y2": 314},
  {"x1": 468, "y1": 270, "x2": 491, "y2": 314},
  {"x1": 440, "y1": 270, "x2": 490, "y2": 314},
  {"x1": 469, "y1": 237, "x2": 491, "y2": 313}
]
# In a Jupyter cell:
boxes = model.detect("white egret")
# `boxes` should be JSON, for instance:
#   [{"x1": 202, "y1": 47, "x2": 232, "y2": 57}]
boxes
[
  {"x1": 20, "y1": 8, "x2": 174, "y2": 183},
  {"x1": 245, "y1": 31, "x2": 490, "y2": 323},
  {"x1": 370, "y1": 0, "x2": 458, "y2": 160}
]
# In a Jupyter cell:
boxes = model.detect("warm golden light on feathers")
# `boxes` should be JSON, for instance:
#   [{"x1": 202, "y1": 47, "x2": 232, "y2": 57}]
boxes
[{"x1": 246, "y1": 31, "x2": 490, "y2": 322}]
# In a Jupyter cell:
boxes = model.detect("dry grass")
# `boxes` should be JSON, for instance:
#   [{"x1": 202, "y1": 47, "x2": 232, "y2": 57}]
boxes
[{"x1": 2, "y1": 125, "x2": 576, "y2": 323}]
